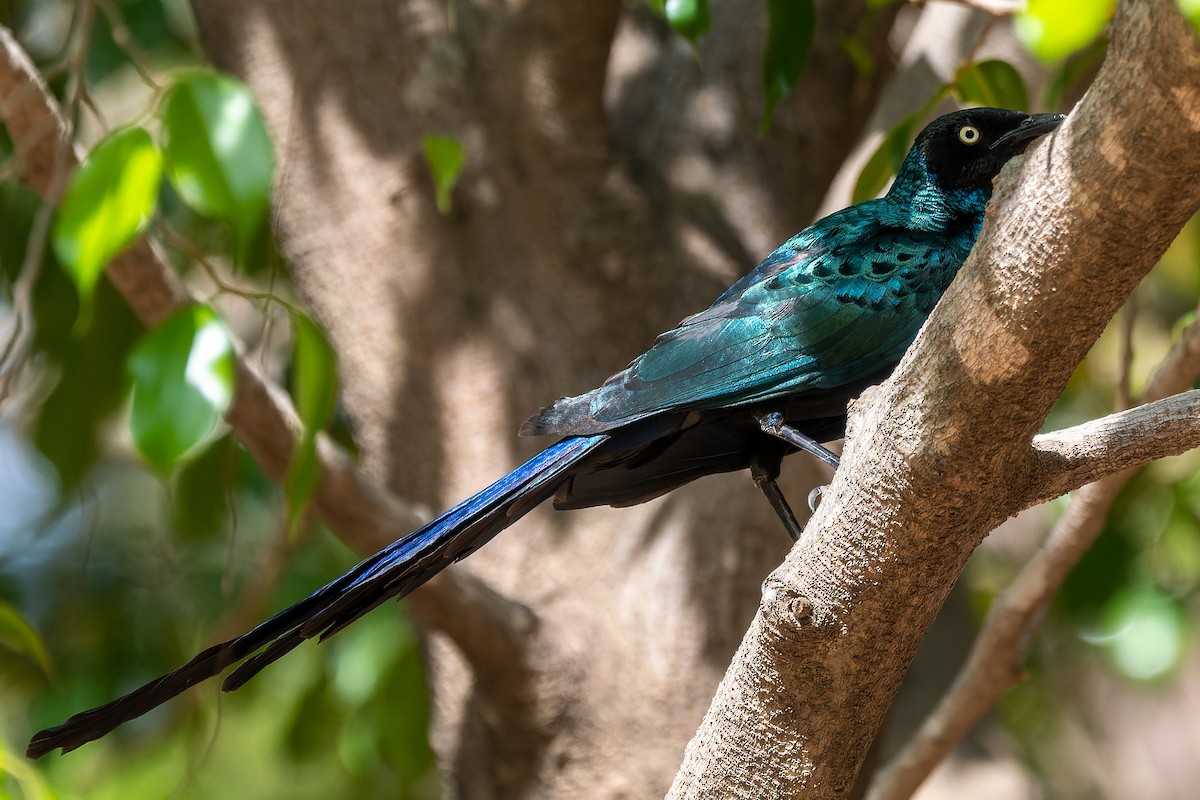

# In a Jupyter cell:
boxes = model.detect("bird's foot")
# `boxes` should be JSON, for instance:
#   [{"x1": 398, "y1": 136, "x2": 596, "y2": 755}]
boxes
[{"x1": 755, "y1": 412, "x2": 841, "y2": 471}]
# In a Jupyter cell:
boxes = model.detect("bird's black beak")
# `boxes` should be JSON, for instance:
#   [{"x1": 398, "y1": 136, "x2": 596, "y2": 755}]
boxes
[{"x1": 990, "y1": 113, "x2": 1066, "y2": 151}]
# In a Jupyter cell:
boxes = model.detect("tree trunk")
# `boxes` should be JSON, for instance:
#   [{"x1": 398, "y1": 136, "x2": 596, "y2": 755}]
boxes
[
  {"x1": 670, "y1": 0, "x2": 1200, "y2": 796},
  {"x1": 186, "y1": 0, "x2": 896, "y2": 795}
]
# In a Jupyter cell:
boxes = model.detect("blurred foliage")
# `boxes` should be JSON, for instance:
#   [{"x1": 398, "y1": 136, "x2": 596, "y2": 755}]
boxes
[
  {"x1": 0, "y1": 121, "x2": 15, "y2": 168},
  {"x1": 647, "y1": 0, "x2": 818, "y2": 131},
  {"x1": 52, "y1": 127, "x2": 161, "y2": 319},
  {"x1": 284, "y1": 311, "x2": 338, "y2": 535},
  {"x1": 159, "y1": 70, "x2": 275, "y2": 262},
  {"x1": 1, "y1": 1, "x2": 435, "y2": 798},
  {"x1": 0, "y1": 602, "x2": 50, "y2": 676},
  {"x1": 1015, "y1": 0, "x2": 1116, "y2": 62},
  {"x1": 647, "y1": 0, "x2": 711, "y2": 44},
  {"x1": 1183, "y1": 0, "x2": 1200, "y2": 34},
  {"x1": 0, "y1": 2, "x2": 1197, "y2": 800},
  {"x1": 955, "y1": 59, "x2": 1029, "y2": 112},
  {"x1": 126, "y1": 304, "x2": 234, "y2": 471}
]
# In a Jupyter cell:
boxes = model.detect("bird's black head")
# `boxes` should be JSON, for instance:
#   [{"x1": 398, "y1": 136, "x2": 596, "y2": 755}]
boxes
[{"x1": 904, "y1": 107, "x2": 1065, "y2": 195}]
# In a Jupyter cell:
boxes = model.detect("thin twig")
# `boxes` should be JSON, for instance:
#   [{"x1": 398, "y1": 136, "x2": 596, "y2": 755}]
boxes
[
  {"x1": 1117, "y1": 300, "x2": 1137, "y2": 411},
  {"x1": 0, "y1": 1, "x2": 94, "y2": 407},
  {"x1": 94, "y1": 0, "x2": 164, "y2": 91},
  {"x1": 154, "y1": 219, "x2": 297, "y2": 315}
]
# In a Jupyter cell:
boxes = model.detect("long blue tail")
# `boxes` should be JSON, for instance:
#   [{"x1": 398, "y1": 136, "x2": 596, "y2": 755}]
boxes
[{"x1": 27, "y1": 434, "x2": 608, "y2": 758}]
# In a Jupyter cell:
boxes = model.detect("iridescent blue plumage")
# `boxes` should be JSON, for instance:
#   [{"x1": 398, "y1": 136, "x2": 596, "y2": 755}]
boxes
[
  {"x1": 29, "y1": 107, "x2": 1064, "y2": 758},
  {"x1": 524, "y1": 139, "x2": 991, "y2": 435}
]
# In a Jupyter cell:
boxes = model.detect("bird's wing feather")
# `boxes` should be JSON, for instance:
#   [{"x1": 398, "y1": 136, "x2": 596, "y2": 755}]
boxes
[{"x1": 527, "y1": 222, "x2": 963, "y2": 434}]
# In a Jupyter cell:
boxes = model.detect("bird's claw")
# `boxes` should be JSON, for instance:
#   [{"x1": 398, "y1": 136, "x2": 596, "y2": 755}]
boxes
[{"x1": 807, "y1": 485, "x2": 827, "y2": 513}]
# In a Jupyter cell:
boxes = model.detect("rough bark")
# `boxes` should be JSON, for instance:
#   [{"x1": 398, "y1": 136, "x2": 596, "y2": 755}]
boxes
[
  {"x1": 183, "y1": 1, "x2": 897, "y2": 797},
  {"x1": 669, "y1": 0, "x2": 1200, "y2": 796}
]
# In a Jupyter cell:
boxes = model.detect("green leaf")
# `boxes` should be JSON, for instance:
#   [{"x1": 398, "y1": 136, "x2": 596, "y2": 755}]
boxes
[
  {"x1": 32, "y1": 277, "x2": 143, "y2": 487},
  {"x1": 1015, "y1": 0, "x2": 1115, "y2": 62},
  {"x1": 0, "y1": 602, "x2": 51, "y2": 676},
  {"x1": 648, "y1": 0, "x2": 711, "y2": 42},
  {"x1": 51, "y1": 127, "x2": 161, "y2": 307},
  {"x1": 1179, "y1": 0, "x2": 1200, "y2": 36},
  {"x1": 420, "y1": 134, "x2": 464, "y2": 215},
  {"x1": 127, "y1": 304, "x2": 235, "y2": 471},
  {"x1": 285, "y1": 437, "x2": 321, "y2": 536},
  {"x1": 761, "y1": 0, "x2": 817, "y2": 132},
  {"x1": 839, "y1": 36, "x2": 874, "y2": 81},
  {"x1": 0, "y1": 182, "x2": 42, "y2": 299},
  {"x1": 171, "y1": 433, "x2": 236, "y2": 540},
  {"x1": 852, "y1": 112, "x2": 920, "y2": 204},
  {"x1": 954, "y1": 59, "x2": 1029, "y2": 111},
  {"x1": 372, "y1": 613, "x2": 437, "y2": 783},
  {"x1": 285, "y1": 311, "x2": 338, "y2": 530},
  {"x1": 289, "y1": 312, "x2": 338, "y2": 433},
  {"x1": 160, "y1": 71, "x2": 275, "y2": 260}
]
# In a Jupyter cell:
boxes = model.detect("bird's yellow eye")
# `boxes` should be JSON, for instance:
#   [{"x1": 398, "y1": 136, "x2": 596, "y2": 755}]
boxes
[{"x1": 958, "y1": 125, "x2": 981, "y2": 145}]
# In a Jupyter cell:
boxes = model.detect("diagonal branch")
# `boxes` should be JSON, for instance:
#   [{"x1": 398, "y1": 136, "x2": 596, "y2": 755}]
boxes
[
  {"x1": 867, "y1": 474, "x2": 1123, "y2": 800},
  {"x1": 0, "y1": 24, "x2": 423, "y2": 550},
  {"x1": 0, "y1": 25, "x2": 539, "y2": 682},
  {"x1": 669, "y1": 1, "x2": 1200, "y2": 796}
]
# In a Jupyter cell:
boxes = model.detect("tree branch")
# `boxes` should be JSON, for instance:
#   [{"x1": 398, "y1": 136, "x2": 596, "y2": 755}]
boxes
[
  {"x1": 670, "y1": 1, "x2": 1200, "y2": 796},
  {"x1": 868, "y1": 474, "x2": 1122, "y2": 800},
  {"x1": 1024, "y1": 390, "x2": 1200, "y2": 506},
  {"x1": 405, "y1": 569, "x2": 539, "y2": 693},
  {"x1": 0, "y1": 26, "x2": 422, "y2": 550}
]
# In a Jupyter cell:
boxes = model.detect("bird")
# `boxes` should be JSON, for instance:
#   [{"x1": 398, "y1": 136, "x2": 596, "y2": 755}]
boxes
[{"x1": 28, "y1": 107, "x2": 1063, "y2": 758}]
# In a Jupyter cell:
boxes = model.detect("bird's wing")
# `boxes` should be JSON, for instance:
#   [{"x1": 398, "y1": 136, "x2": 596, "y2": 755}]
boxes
[{"x1": 526, "y1": 224, "x2": 964, "y2": 435}]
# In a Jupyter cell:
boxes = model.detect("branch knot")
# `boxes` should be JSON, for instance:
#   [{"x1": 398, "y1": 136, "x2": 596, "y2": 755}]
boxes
[{"x1": 761, "y1": 577, "x2": 814, "y2": 632}]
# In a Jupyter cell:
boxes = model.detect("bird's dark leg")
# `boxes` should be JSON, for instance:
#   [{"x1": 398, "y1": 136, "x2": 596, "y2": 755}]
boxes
[
  {"x1": 750, "y1": 460, "x2": 804, "y2": 543},
  {"x1": 754, "y1": 411, "x2": 841, "y2": 470}
]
